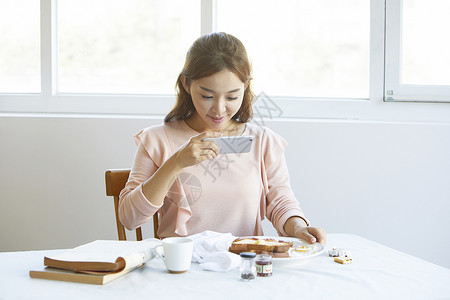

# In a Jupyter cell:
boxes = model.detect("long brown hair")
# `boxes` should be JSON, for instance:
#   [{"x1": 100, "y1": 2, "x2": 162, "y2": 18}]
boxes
[{"x1": 165, "y1": 32, "x2": 255, "y2": 123}]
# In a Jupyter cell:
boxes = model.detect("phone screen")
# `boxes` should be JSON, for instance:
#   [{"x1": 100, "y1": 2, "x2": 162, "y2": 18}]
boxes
[{"x1": 203, "y1": 135, "x2": 253, "y2": 154}]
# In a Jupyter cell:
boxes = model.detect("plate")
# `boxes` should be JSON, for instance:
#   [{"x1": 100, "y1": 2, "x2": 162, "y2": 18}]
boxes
[{"x1": 241, "y1": 236, "x2": 325, "y2": 266}]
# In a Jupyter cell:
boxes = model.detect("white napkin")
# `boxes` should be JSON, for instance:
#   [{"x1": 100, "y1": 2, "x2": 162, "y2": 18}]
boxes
[{"x1": 188, "y1": 231, "x2": 240, "y2": 272}]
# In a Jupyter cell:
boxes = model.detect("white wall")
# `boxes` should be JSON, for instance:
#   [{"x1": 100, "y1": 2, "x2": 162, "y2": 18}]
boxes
[{"x1": 1, "y1": 115, "x2": 449, "y2": 269}]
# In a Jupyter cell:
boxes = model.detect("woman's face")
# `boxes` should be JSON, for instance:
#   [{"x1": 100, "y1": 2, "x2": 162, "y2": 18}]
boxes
[{"x1": 183, "y1": 69, "x2": 245, "y2": 132}]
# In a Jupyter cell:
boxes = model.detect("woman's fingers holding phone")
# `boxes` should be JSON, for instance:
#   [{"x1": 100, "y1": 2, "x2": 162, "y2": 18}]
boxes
[
  {"x1": 199, "y1": 131, "x2": 222, "y2": 155},
  {"x1": 175, "y1": 131, "x2": 221, "y2": 167},
  {"x1": 192, "y1": 130, "x2": 222, "y2": 141}
]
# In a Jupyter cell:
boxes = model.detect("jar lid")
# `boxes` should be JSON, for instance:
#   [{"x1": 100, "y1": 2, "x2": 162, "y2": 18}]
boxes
[
  {"x1": 240, "y1": 252, "x2": 256, "y2": 258},
  {"x1": 256, "y1": 254, "x2": 272, "y2": 261}
]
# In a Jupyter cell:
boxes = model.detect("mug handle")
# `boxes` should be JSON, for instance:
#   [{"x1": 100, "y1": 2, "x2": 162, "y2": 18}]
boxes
[{"x1": 154, "y1": 245, "x2": 165, "y2": 261}]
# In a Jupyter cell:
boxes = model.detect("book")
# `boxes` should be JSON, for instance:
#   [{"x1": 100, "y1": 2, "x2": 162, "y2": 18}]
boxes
[
  {"x1": 29, "y1": 266, "x2": 136, "y2": 285},
  {"x1": 29, "y1": 239, "x2": 161, "y2": 285}
]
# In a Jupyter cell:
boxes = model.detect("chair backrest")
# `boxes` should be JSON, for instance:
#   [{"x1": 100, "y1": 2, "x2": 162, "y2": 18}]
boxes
[{"x1": 105, "y1": 169, "x2": 159, "y2": 240}]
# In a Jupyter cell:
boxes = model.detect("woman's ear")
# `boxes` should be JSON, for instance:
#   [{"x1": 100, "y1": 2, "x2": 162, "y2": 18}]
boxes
[{"x1": 180, "y1": 75, "x2": 191, "y2": 94}]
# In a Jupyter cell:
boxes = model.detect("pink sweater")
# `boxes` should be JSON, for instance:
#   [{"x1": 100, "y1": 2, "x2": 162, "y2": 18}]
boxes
[{"x1": 119, "y1": 120, "x2": 308, "y2": 238}]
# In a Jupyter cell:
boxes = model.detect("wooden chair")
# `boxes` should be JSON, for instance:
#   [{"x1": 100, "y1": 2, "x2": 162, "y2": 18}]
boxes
[{"x1": 105, "y1": 169, "x2": 159, "y2": 240}]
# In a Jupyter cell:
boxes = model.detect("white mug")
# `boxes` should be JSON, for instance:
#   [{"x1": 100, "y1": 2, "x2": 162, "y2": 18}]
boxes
[{"x1": 155, "y1": 237, "x2": 194, "y2": 273}]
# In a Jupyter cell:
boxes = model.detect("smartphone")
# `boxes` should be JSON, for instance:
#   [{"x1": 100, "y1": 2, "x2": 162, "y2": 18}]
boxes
[{"x1": 203, "y1": 135, "x2": 254, "y2": 154}]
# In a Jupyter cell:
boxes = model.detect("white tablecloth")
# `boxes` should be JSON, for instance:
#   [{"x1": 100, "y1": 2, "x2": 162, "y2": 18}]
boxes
[{"x1": 2, "y1": 234, "x2": 450, "y2": 300}]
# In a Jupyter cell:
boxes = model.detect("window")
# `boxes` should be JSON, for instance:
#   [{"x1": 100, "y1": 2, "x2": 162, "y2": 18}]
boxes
[
  {"x1": 385, "y1": 0, "x2": 450, "y2": 102},
  {"x1": 58, "y1": 0, "x2": 200, "y2": 94},
  {"x1": 1, "y1": 0, "x2": 449, "y2": 122},
  {"x1": 217, "y1": 0, "x2": 370, "y2": 99},
  {"x1": 0, "y1": 0, "x2": 40, "y2": 93}
]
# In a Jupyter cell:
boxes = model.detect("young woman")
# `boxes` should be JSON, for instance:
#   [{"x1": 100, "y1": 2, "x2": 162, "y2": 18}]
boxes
[{"x1": 119, "y1": 32, "x2": 326, "y2": 245}]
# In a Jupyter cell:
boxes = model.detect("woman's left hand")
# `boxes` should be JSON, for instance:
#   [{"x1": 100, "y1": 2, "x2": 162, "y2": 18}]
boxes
[
  {"x1": 294, "y1": 226, "x2": 327, "y2": 245},
  {"x1": 284, "y1": 217, "x2": 327, "y2": 245}
]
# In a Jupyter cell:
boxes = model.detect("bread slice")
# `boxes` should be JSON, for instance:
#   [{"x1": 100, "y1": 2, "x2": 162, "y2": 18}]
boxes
[{"x1": 229, "y1": 238, "x2": 293, "y2": 255}]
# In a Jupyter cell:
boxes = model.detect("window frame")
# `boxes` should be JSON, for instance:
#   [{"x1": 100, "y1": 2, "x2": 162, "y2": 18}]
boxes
[
  {"x1": 1, "y1": 0, "x2": 450, "y2": 123},
  {"x1": 384, "y1": 0, "x2": 450, "y2": 103}
]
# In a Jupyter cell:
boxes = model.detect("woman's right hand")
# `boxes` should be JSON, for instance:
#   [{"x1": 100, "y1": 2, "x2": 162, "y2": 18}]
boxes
[{"x1": 173, "y1": 131, "x2": 222, "y2": 169}]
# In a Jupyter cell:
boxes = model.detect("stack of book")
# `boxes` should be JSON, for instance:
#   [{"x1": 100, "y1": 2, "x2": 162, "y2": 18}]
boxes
[{"x1": 29, "y1": 239, "x2": 161, "y2": 285}]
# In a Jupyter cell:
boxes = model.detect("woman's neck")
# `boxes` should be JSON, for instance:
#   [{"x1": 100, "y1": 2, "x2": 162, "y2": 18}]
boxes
[{"x1": 184, "y1": 117, "x2": 245, "y2": 136}]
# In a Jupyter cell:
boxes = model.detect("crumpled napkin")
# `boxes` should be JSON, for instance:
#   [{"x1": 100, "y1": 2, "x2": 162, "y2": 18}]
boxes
[{"x1": 188, "y1": 231, "x2": 240, "y2": 272}]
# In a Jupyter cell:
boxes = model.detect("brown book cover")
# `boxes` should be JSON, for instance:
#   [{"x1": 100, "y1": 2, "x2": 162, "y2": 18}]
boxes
[
  {"x1": 29, "y1": 266, "x2": 136, "y2": 285},
  {"x1": 43, "y1": 256, "x2": 126, "y2": 272},
  {"x1": 30, "y1": 239, "x2": 161, "y2": 284}
]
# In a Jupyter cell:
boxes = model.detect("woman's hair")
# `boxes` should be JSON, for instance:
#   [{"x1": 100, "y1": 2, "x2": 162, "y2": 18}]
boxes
[{"x1": 165, "y1": 32, "x2": 255, "y2": 123}]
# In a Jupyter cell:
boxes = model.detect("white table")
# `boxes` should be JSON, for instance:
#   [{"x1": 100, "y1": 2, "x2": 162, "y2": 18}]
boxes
[{"x1": 2, "y1": 234, "x2": 450, "y2": 300}]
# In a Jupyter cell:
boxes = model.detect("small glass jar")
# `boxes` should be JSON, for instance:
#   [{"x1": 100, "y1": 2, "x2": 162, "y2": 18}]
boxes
[
  {"x1": 256, "y1": 254, "x2": 273, "y2": 277},
  {"x1": 240, "y1": 252, "x2": 256, "y2": 280}
]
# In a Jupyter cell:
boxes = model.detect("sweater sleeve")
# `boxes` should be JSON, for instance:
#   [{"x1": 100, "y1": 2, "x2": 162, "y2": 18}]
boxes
[
  {"x1": 261, "y1": 129, "x2": 309, "y2": 236},
  {"x1": 118, "y1": 141, "x2": 162, "y2": 231}
]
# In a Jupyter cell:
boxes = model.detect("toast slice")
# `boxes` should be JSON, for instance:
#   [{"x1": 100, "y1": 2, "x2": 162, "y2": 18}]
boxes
[{"x1": 229, "y1": 238, "x2": 293, "y2": 255}]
